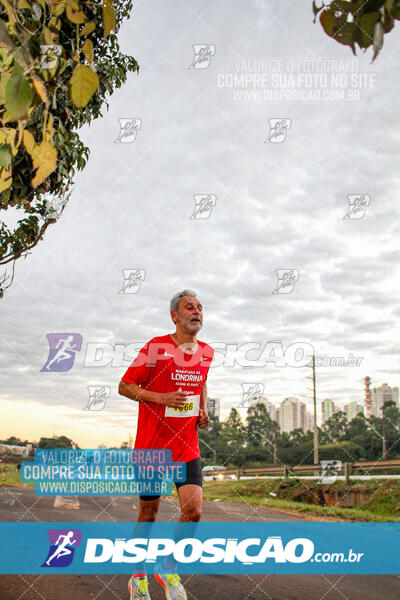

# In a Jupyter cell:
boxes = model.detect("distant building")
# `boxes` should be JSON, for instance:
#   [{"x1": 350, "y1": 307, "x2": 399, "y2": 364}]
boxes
[
  {"x1": 0, "y1": 443, "x2": 32, "y2": 457},
  {"x1": 208, "y1": 397, "x2": 221, "y2": 420},
  {"x1": 257, "y1": 395, "x2": 280, "y2": 423},
  {"x1": 128, "y1": 433, "x2": 134, "y2": 449},
  {"x1": 279, "y1": 397, "x2": 309, "y2": 433},
  {"x1": 344, "y1": 402, "x2": 364, "y2": 422},
  {"x1": 371, "y1": 383, "x2": 399, "y2": 417},
  {"x1": 321, "y1": 398, "x2": 336, "y2": 424},
  {"x1": 306, "y1": 413, "x2": 314, "y2": 432}
]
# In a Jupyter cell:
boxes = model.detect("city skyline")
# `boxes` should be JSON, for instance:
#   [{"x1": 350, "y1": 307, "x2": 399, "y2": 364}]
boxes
[{"x1": 1, "y1": 376, "x2": 398, "y2": 447}]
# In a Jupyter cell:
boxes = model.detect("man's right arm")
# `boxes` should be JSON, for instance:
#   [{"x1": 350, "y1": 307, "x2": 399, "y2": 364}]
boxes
[{"x1": 118, "y1": 381, "x2": 188, "y2": 408}]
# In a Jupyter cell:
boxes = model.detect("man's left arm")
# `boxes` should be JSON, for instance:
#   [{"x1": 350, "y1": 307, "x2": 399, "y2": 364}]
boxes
[{"x1": 198, "y1": 382, "x2": 209, "y2": 428}]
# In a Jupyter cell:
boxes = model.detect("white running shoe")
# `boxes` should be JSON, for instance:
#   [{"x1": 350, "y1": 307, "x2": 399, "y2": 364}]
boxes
[
  {"x1": 128, "y1": 576, "x2": 151, "y2": 599},
  {"x1": 155, "y1": 570, "x2": 187, "y2": 600}
]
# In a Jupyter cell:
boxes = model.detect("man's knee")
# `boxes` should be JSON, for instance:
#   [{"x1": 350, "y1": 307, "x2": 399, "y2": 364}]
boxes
[
  {"x1": 139, "y1": 504, "x2": 159, "y2": 522},
  {"x1": 181, "y1": 505, "x2": 202, "y2": 522}
]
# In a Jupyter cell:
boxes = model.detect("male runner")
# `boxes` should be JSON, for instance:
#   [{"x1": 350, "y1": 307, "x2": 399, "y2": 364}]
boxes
[{"x1": 118, "y1": 290, "x2": 214, "y2": 600}]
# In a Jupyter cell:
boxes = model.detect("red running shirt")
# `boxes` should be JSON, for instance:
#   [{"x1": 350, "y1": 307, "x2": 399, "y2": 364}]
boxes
[{"x1": 122, "y1": 334, "x2": 214, "y2": 462}]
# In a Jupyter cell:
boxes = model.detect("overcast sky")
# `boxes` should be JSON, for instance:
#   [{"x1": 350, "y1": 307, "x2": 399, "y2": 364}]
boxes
[{"x1": 1, "y1": 0, "x2": 400, "y2": 448}]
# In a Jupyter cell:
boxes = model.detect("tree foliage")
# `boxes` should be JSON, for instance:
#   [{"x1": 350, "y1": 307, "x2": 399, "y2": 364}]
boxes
[
  {"x1": 313, "y1": 0, "x2": 400, "y2": 61},
  {"x1": 0, "y1": 0, "x2": 138, "y2": 295},
  {"x1": 199, "y1": 401, "x2": 400, "y2": 467},
  {"x1": 38, "y1": 434, "x2": 78, "y2": 448}
]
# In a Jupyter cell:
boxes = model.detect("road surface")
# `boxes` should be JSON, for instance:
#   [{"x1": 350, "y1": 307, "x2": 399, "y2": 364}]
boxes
[{"x1": 0, "y1": 486, "x2": 398, "y2": 600}]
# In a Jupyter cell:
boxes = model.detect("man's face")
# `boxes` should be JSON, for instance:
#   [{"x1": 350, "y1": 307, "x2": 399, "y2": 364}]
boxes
[{"x1": 172, "y1": 296, "x2": 203, "y2": 335}]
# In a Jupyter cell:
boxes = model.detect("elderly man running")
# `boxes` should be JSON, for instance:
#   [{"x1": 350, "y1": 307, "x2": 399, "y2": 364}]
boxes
[{"x1": 119, "y1": 290, "x2": 214, "y2": 600}]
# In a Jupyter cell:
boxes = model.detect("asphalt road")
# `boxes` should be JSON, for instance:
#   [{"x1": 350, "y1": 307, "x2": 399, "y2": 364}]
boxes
[{"x1": 0, "y1": 486, "x2": 398, "y2": 600}]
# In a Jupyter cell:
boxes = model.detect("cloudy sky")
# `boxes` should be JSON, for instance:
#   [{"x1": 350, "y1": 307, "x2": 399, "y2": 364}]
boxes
[{"x1": 1, "y1": 0, "x2": 400, "y2": 448}]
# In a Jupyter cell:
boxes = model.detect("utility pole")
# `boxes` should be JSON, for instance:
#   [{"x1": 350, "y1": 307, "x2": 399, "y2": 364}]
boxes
[
  {"x1": 382, "y1": 404, "x2": 387, "y2": 459},
  {"x1": 305, "y1": 355, "x2": 319, "y2": 467},
  {"x1": 312, "y1": 354, "x2": 319, "y2": 465}
]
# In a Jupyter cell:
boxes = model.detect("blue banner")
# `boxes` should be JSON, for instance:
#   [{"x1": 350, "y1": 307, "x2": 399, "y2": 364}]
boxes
[
  {"x1": 20, "y1": 449, "x2": 186, "y2": 496},
  {"x1": 0, "y1": 522, "x2": 398, "y2": 574}
]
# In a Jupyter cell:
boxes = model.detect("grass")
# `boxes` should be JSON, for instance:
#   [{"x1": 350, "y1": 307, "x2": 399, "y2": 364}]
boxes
[
  {"x1": 202, "y1": 477, "x2": 400, "y2": 522},
  {"x1": 2, "y1": 463, "x2": 399, "y2": 521},
  {"x1": 0, "y1": 464, "x2": 33, "y2": 488}
]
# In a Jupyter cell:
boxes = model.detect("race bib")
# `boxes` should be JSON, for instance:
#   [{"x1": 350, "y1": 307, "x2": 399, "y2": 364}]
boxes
[{"x1": 165, "y1": 394, "x2": 200, "y2": 418}]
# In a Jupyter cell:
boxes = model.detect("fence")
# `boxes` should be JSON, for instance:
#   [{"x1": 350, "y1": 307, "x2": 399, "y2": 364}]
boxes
[{"x1": 215, "y1": 459, "x2": 400, "y2": 482}]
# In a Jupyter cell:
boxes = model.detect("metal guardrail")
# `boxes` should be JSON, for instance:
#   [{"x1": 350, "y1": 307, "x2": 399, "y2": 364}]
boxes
[{"x1": 212, "y1": 459, "x2": 400, "y2": 479}]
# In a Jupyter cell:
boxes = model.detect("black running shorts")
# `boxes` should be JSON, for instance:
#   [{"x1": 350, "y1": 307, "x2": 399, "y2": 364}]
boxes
[{"x1": 139, "y1": 457, "x2": 202, "y2": 502}]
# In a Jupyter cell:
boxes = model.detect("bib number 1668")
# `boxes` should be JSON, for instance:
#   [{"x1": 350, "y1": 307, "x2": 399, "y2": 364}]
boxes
[
  {"x1": 165, "y1": 394, "x2": 199, "y2": 418},
  {"x1": 171, "y1": 402, "x2": 194, "y2": 412}
]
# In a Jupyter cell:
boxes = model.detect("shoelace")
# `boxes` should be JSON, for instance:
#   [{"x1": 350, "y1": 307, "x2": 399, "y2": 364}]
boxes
[
  {"x1": 166, "y1": 574, "x2": 181, "y2": 588},
  {"x1": 136, "y1": 578, "x2": 148, "y2": 595}
]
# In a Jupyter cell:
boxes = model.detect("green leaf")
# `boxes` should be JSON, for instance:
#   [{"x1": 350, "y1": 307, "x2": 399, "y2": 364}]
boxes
[
  {"x1": 66, "y1": 4, "x2": 85, "y2": 24},
  {"x1": 0, "y1": 144, "x2": 12, "y2": 168},
  {"x1": 81, "y1": 20, "x2": 96, "y2": 35},
  {"x1": 320, "y1": 10, "x2": 337, "y2": 36},
  {"x1": 4, "y1": 64, "x2": 34, "y2": 121},
  {"x1": 333, "y1": 22, "x2": 358, "y2": 54},
  {"x1": 103, "y1": 0, "x2": 116, "y2": 36},
  {"x1": 0, "y1": 72, "x2": 11, "y2": 105},
  {"x1": 331, "y1": 0, "x2": 354, "y2": 14},
  {"x1": 69, "y1": 64, "x2": 99, "y2": 107},
  {"x1": 358, "y1": 11, "x2": 381, "y2": 47},
  {"x1": 361, "y1": 0, "x2": 386, "y2": 11}
]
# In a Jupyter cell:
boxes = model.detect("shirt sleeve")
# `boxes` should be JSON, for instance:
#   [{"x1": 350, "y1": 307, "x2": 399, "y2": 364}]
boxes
[
  {"x1": 203, "y1": 344, "x2": 214, "y2": 380},
  {"x1": 121, "y1": 341, "x2": 152, "y2": 387}
]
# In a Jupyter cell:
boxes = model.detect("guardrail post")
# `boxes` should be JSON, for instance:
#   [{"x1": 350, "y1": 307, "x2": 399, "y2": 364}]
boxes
[
  {"x1": 284, "y1": 466, "x2": 289, "y2": 479},
  {"x1": 344, "y1": 462, "x2": 351, "y2": 483},
  {"x1": 237, "y1": 468, "x2": 241, "y2": 480}
]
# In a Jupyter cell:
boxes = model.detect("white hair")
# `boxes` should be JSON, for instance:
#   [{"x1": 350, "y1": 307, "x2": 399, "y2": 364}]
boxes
[{"x1": 170, "y1": 289, "x2": 197, "y2": 312}]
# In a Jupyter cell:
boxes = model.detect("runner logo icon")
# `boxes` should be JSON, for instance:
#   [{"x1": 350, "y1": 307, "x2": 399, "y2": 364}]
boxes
[
  {"x1": 42, "y1": 529, "x2": 82, "y2": 568},
  {"x1": 41, "y1": 333, "x2": 82, "y2": 372}
]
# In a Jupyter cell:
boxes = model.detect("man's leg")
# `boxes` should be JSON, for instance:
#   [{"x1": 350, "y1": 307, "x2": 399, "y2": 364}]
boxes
[
  {"x1": 155, "y1": 459, "x2": 203, "y2": 600},
  {"x1": 138, "y1": 496, "x2": 161, "y2": 522},
  {"x1": 177, "y1": 484, "x2": 202, "y2": 522},
  {"x1": 129, "y1": 496, "x2": 161, "y2": 599}
]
